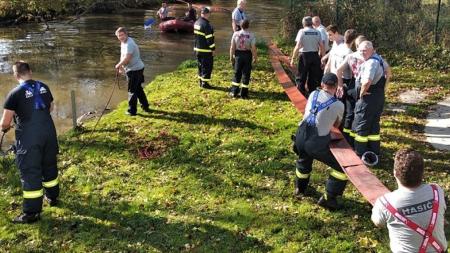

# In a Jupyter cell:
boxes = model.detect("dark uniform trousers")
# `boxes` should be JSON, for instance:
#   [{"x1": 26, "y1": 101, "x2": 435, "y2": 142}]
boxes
[
  {"x1": 197, "y1": 52, "x2": 213, "y2": 84},
  {"x1": 126, "y1": 68, "x2": 149, "y2": 114},
  {"x1": 341, "y1": 78, "x2": 356, "y2": 147},
  {"x1": 296, "y1": 51, "x2": 322, "y2": 97},
  {"x1": 294, "y1": 122, "x2": 348, "y2": 198},
  {"x1": 230, "y1": 50, "x2": 252, "y2": 97},
  {"x1": 352, "y1": 76, "x2": 386, "y2": 156},
  {"x1": 16, "y1": 111, "x2": 59, "y2": 214}
]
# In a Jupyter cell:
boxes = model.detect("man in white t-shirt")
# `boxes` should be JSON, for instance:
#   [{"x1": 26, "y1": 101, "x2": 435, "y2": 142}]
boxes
[
  {"x1": 321, "y1": 24, "x2": 344, "y2": 69},
  {"x1": 372, "y1": 149, "x2": 448, "y2": 253},
  {"x1": 312, "y1": 16, "x2": 329, "y2": 52},
  {"x1": 115, "y1": 27, "x2": 150, "y2": 116}
]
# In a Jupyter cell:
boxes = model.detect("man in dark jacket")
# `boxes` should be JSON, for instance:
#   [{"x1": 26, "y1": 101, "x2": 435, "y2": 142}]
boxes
[
  {"x1": 194, "y1": 7, "x2": 215, "y2": 89},
  {"x1": 1, "y1": 61, "x2": 59, "y2": 223}
]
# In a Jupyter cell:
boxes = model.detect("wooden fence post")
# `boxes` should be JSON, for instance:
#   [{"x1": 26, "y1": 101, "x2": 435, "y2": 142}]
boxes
[{"x1": 71, "y1": 90, "x2": 77, "y2": 130}]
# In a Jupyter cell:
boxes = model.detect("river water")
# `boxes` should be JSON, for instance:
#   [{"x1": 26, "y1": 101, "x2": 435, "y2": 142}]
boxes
[{"x1": 0, "y1": 0, "x2": 286, "y2": 146}]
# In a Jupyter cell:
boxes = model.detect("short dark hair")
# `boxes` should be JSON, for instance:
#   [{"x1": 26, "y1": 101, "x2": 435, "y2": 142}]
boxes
[
  {"x1": 344, "y1": 29, "x2": 357, "y2": 44},
  {"x1": 321, "y1": 73, "x2": 338, "y2": 87},
  {"x1": 394, "y1": 149, "x2": 424, "y2": 188},
  {"x1": 240, "y1": 19, "x2": 250, "y2": 29},
  {"x1": 326, "y1": 24, "x2": 338, "y2": 34},
  {"x1": 13, "y1": 61, "x2": 31, "y2": 77}
]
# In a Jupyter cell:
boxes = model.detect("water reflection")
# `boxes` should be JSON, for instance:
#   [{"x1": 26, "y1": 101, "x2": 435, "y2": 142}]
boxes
[{"x1": 0, "y1": 0, "x2": 284, "y2": 147}]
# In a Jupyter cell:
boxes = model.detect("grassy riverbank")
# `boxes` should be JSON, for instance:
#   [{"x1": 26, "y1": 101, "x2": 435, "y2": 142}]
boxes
[{"x1": 0, "y1": 45, "x2": 449, "y2": 252}]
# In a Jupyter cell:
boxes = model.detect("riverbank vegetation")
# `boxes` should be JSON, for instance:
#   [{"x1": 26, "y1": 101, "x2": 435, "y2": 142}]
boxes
[
  {"x1": 280, "y1": 0, "x2": 450, "y2": 72},
  {"x1": 0, "y1": 0, "x2": 161, "y2": 25},
  {"x1": 0, "y1": 44, "x2": 449, "y2": 252}
]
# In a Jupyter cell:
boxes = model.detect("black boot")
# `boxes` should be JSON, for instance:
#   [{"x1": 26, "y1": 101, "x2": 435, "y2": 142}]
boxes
[
  {"x1": 12, "y1": 212, "x2": 41, "y2": 224},
  {"x1": 228, "y1": 85, "x2": 240, "y2": 98},
  {"x1": 294, "y1": 176, "x2": 309, "y2": 199},
  {"x1": 201, "y1": 82, "x2": 212, "y2": 89},
  {"x1": 45, "y1": 196, "x2": 59, "y2": 207},
  {"x1": 240, "y1": 87, "x2": 249, "y2": 99},
  {"x1": 317, "y1": 194, "x2": 338, "y2": 211}
]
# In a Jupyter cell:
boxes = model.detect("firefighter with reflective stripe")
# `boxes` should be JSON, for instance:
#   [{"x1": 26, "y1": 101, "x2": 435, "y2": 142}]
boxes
[
  {"x1": 336, "y1": 35, "x2": 367, "y2": 146},
  {"x1": 372, "y1": 149, "x2": 448, "y2": 253},
  {"x1": 194, "y1": 7, "x2": 215, "y2": 89},
  {"x1": 290, "y1": 16, "x2": 324, "y2": 97},
  {"x1": 293, "y1": 73, "x2": 347, "y2": 210},
  {"x1": 229, "y1": 19, "x2": 257, "y2": 99},
  {"x1": 1, "y1": 61, "x2": 59, "y2": 224},
  {"x1": 352, "y1": 41, "x2": 392, "y2": 165}
]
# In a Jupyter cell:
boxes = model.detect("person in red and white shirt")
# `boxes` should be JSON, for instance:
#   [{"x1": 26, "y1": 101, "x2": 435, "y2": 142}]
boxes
[{"x1": 372, "y1": 149, "x2": 448, "y2": 253}]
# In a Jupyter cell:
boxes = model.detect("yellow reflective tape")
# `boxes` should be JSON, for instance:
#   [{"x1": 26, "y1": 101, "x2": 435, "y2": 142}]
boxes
[
  {"x1": 194, "y1": 25, "x2": 201, "y2": 30},
  {"x1": 205, "y1": 34, "x2": 214, "y2": 39},
  {"x1": 330, "y1": 169, "x2": 348, "y2": 181},
  {"x1": 209, "y1": 43, "x2": 216, "y2": 48},
  {"x1": 295, "y1": 169, "x2": 310, "y2": 179},
  {"x1": 343, "y1": 128, "x2": 352, "y2": 134},
  {"x1": 201, "y1": 77, "x2": 211, "y2": 81},
  {"x1": 43, "y1": 177, "x2": 58, "y2": 188},
  {"x1": 194, "y1": 48, "x2": 212, "y2": 53},
  {"x1": 232, "y1": 82, "x2": 240, "y2": 86},
  {"x1": 354, "y1": 134, "x2": 368, "y2": 143},
  {"x1": 349, "y1": 131, "x2": 356, "y2": 137},
  {"x1": 368, "y1": 135, "x2": 381, "y2": 141},
  {"x1": 194, "y1": 30, "x2": 206, "y2": 36},
  {"x1": 23, "y1": 189, "x2": 44, "y2": 199},
  {"x1": 240, "y1": 84, "x2": 249, "y2": 88},
  {"x1": 198, "y1": 76, "x2": 203, "y2": 79}
]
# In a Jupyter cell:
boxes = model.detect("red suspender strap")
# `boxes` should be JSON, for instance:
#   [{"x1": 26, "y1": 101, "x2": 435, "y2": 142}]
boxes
[{"x1": 381, "y1": 184, "x2": 444, "y2": 253}]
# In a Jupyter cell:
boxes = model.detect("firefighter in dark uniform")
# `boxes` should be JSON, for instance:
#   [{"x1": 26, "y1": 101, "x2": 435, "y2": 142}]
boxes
[
  {"x1": 290, "y1": 16, "x2": 324, "y2": 97},
  {"x1": 1, "y1": 61, "x2": 59, "y2": 223},
  {"x1": 194, "y1": 7, "x2": 215, "y2": 89},
  {"x1": 229, "y1": 19, "x2": 257, "y2": 99},
  {"x1": 352, "y1": 41, "x2": 391, "y2": 165},
  {"x1": 293, "y1": 73, "x2": 348, "y2": 210}
]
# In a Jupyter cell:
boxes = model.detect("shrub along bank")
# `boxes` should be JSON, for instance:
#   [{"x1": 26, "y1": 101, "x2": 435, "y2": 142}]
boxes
[{"x1": 0, "y1": 45, "x2": 449, "y2": 252}]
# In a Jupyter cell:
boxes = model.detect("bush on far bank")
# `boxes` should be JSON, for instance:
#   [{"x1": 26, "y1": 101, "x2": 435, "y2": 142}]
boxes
[{"x1": 280, "y1": 0, "x2": 449, "y2": 72}]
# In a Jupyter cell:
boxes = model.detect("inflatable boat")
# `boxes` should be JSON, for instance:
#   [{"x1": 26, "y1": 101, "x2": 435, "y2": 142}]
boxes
[{"x1": 159, "y1": 19, "x2": 194, "y2": 33}]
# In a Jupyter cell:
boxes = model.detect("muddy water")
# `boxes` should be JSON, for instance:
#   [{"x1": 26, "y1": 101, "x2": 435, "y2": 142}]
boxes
[{"x1": 0, "y1": 0, "x2": 286, "y2": 147}]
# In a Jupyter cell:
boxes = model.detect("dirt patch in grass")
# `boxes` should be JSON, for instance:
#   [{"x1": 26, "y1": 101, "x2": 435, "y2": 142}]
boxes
[{"x1": 137, "y1": 131, "x2": 180, "y2": 159}]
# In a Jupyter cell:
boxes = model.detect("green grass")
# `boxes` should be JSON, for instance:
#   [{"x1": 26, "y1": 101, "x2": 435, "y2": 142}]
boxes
[{"x1": 0, "y1": 46, "x2": 449, "y2": 252}]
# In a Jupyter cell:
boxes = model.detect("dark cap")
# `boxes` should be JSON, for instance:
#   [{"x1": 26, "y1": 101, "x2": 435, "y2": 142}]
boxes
[
  {"x1": 201, "y1": 7, "x2": 210, "y2": 14},
  {"x1": 321, "y1": 73, "x2": 338, "y2": 86}
]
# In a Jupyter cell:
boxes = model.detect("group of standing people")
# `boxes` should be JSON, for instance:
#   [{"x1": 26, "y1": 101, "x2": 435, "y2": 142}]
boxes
[
  {"x1": 291, "y1": 15, "x2": 447, "y2": 253},
  {"x1": 194, "y1": 0, "x2": 258, "y2": 99},
  {"x1": 291, "y1": 15, "x2": 392, "y2": 209}
]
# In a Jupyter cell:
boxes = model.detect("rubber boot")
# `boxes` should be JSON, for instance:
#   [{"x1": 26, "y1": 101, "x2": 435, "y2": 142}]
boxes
[{"x1": 240, "y1": 87, "x2": 249, "y2": 99}]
